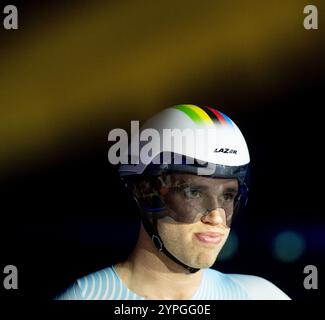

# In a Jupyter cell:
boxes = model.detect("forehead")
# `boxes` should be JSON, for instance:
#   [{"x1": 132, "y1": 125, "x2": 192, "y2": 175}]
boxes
[{"x1": 167, "y1": 173, "x2": 238, "y2": 189}]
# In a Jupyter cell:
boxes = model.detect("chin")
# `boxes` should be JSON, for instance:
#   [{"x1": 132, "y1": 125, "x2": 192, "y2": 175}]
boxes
[
  {"x1": 190, "y1": 261, "x2": 214, "y2": 269},
  {"x1": 190, "y1": 254, "x2": 218, "y2": 269},
  {"x1": 198, "y1": 262, "x2": 214, "y2": 269}
]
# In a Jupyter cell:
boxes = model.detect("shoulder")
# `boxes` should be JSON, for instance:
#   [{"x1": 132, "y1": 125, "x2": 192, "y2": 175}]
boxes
[
  {"x1": 226, "y1": 273, "x2": 291, "y2": 300},
  {"x1": 200, "y1": 268, "x2": 249, "y2": 299},
  {"x1": 55, "y1": 266, "x2": 117, "y2": 300},
  {"x1": 54, "y1": 280, "x2": 84, "y2": 300}
]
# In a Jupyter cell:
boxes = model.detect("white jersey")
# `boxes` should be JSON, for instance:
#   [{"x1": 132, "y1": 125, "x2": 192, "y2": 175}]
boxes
[{"x1": 56, "y1": 266, "x2": 290, "y2": 300}]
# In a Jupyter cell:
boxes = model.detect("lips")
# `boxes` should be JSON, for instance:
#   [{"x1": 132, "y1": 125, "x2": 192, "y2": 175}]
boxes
[{"x1": 194, "y1": 232, "x2": 224, "y2": 245}]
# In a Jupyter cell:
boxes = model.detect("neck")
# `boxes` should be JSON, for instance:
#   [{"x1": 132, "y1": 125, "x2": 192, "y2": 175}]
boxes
[{"x1": 114, "y1": 224, "x2": 203, "y2": 300}]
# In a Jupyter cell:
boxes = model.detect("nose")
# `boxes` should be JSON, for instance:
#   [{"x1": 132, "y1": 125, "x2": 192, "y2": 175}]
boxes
[{"x1": 201, "y1": 208, "x2": 227, "y2": 226}]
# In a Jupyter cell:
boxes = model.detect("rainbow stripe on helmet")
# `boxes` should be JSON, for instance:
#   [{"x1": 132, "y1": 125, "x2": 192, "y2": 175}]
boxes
[{"x1": 174, "y1": 104, "x2": 233, "y2": 127}]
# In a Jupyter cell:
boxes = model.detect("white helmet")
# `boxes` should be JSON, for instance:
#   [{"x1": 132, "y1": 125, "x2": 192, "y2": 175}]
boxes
[
  {"x1": 119, "y1": 104, "x2": 250, "y2": 272},
  {"x1": 120, "y1": 104, "x2": 249, "y2": 178}
]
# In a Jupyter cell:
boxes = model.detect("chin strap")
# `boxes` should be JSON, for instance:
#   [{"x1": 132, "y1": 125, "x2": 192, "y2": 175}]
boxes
[{"x1": 140, "y1": 212, "x2": 200, "y2": 274}]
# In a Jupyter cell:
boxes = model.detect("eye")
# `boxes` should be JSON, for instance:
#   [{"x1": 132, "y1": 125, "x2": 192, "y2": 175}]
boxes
[
  {"x1": 183, "y1": 187, "x2": 202, "y2": 199},
  {"x1": 222, "y1": 192, "x2": 237, "y2": 202}
]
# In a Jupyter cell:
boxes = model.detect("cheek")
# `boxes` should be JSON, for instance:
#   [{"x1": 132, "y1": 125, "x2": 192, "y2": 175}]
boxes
[{"x1": 158, "y1": 219, "x2": 193, "y2": 244}]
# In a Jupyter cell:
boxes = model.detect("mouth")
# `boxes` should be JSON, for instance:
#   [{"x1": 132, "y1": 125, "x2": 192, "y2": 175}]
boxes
[{"x1": 194, "y1": 232, "x2": 224, "y2": 245}]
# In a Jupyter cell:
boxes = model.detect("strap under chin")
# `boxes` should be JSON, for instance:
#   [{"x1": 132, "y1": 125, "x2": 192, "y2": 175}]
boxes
[{"x1": 141, "y1": 214, "x2": 200, "y2": 274}]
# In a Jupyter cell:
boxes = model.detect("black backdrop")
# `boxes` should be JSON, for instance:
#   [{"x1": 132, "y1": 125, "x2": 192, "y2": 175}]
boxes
[{"x1": 2, "y1": 75, "x2": 324, "y2": 301}]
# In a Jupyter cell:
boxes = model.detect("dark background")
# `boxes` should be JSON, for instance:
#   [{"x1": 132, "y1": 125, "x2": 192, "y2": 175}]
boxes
[{"x1": 0, "y1": 0, "x2": 324, "y2": 301}]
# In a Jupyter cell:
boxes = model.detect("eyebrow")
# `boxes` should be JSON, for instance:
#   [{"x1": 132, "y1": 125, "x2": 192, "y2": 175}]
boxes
[
  {"x1": 171, "y1": 175, "x2": 239, "y2": 191},
  {"x1": 223, "y1": 187, "x2": 239, "y2": 193},
  {"x1": 184, "y1": 182, "x2": 238, "y2": 192}
]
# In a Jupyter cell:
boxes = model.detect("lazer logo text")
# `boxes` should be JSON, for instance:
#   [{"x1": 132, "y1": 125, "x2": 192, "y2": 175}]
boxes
[{"x1": 214, "y1": 148, "x2": 237, "y2": 154}]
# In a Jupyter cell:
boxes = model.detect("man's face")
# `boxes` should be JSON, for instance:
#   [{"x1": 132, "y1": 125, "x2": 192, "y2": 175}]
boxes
[{"x1": 157, "y1": 173, "x2": 238, "y2": 269}]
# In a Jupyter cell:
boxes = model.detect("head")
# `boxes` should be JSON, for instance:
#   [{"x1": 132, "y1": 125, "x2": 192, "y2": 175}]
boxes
[
  {"x1": 156, "y1": 173, "x2": 239, "y2": 268},
  {"x1": 119, "y1": 104, "x2": 250, "y2": 272}
]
